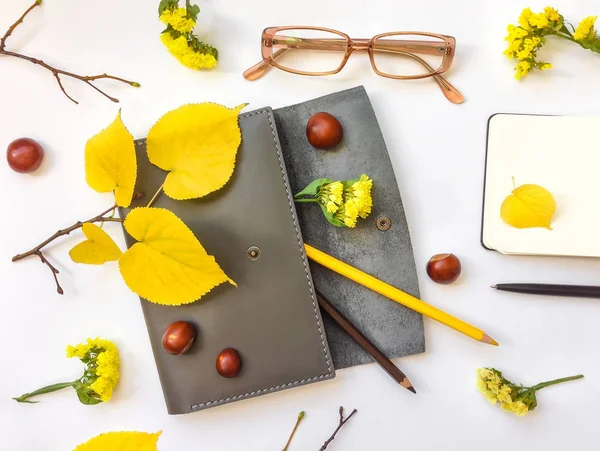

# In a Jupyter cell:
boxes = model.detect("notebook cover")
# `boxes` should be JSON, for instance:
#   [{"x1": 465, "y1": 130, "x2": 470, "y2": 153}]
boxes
[
  {"x1": 119, "y1": 107, "x2": 334, "y2": 414},
  {"x1": 273, "y1": 86, "x2": 425, "y2": 369}
]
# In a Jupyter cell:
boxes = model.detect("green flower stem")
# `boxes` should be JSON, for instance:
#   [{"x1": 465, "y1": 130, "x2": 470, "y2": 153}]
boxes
[
  {"x1": 13, "y1": 381, "x2": 74, "y2": 403},
  {"x1": 531, "y1": 374, "x2": 584, "y2": 391},
  {"x1": 294, "y1": 198, "x2": 318, "y2": 203}
]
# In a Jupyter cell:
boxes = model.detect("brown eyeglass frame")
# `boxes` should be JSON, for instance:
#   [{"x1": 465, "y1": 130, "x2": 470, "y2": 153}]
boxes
[{"x1": 243, "y1": 26, "x2": 464, "y2": 104}]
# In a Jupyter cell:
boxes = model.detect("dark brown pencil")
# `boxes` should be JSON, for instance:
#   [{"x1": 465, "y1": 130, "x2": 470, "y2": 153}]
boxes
[{"x1": 315, "y1": 290, "x2": 416, "y2": 394}]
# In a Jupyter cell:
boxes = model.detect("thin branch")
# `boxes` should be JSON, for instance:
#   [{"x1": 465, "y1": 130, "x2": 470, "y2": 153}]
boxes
[
  {"x1": 35, "y1": 250, "x2": 63, "y2": 295},
  {"x1": 282, "y1": 411, "x2": 305, "y2": 451},
  {"x1": 319, "y1": 407, "x2": 357, "y2": 451},
  {"x1": 0, "y1": 2, "x2": 140, "y2": 104},
  {"x1": 0, "y1": 1, "x2": 39, "y2": 51},
  {"x1": 146, "y1": 182, "x2": 165, "y2": 208}
]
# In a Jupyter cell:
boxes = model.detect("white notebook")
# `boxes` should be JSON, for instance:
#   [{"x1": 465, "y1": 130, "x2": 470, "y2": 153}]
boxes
[{"x1": 482, "y1": 113, "x2": 600, "y2": 257}]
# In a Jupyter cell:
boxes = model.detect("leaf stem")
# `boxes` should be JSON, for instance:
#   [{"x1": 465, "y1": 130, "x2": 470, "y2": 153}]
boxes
[
  {"x1": 0, "y1": 2, "x2": 140, "y2": 104},
  {"x1": 13, "y1": 381, "x2": 74, "y2": 403},
  {"x1": 531, "y1": 374, "x2": 584, "y2": 391},
  {"x1": 282, "y1": 411, "x2": 305, "y2": 451},
  {"x1": 146, "y1": 181, "x2": 166, "y2": 208}
]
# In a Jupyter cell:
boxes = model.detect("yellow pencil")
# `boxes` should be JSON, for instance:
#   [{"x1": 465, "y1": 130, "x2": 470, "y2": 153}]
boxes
[{"x1": 304, "y1": 244, "x2": 498, "y2": 346}]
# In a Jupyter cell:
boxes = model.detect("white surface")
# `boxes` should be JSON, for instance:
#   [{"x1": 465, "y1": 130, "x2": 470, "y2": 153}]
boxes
[
  {"x1": 2, "y1": 1, "x2": 600, "y2": 450},
  {"x1": 483, "y1": 114, "x2": 600, "y2": 256}
]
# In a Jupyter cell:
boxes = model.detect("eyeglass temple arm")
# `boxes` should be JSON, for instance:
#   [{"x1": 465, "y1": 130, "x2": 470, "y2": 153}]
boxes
[
  {"x1": 243, "y1": 48, "x2": 289, "y2": 81},
  {"x1": 375, "y1": 48, "x2": 464, "y2": 104}
]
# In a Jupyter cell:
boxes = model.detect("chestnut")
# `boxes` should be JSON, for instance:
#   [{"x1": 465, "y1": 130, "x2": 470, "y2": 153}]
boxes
[
  {"x1": 216, "y1": 348, "x2": 242, "y2": 378},
  {"x1": 7, "y1": 138, "x2": 44, "y2": 173},
  {"x1": 162, "y1": 321, "x2": 196, "y2": 355},
  {"x1": 426, "y1": 253, "x2": 462, "y2": 285},
  {"x1": 306, "y1": 112, "x2": 343, "y2": 150}
]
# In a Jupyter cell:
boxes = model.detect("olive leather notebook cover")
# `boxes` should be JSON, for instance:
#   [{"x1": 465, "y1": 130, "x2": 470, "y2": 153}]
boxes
[
  {"x1": 274, "y1": 86, "x2": 425, "y2": 369},
  {"x1": 119, "y1": 108, "x2": 335, "y2": 414}
]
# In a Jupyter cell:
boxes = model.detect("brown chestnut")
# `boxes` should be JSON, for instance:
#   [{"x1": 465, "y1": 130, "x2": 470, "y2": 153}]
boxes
[
  {"x1": 216, "y1": 348, "x2": 242, "y2": 378},
  {"x1": 426, "y1": 253, "x2": 462, "y2": 285},
  {"x1": 306, "y1": 112, "x2": 343, "y2": 150},
  {"x1": 7, "y1": 138, "x2": 44, "y2": 173},
  {"x1": 162, "y1": 321, "x2": 196, "y2": 355}
]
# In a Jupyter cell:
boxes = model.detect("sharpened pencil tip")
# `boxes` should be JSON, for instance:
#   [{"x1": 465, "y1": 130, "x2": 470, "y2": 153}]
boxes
[
  {"x1": 400, "y1": 378, "x2": 416, "y2": 393},
  {"x1": 491, "y1": 285, "x2": 497, "y2": 289},
  {"x1": 481, "y1": 333, "x2": 499, "y2": 346}
]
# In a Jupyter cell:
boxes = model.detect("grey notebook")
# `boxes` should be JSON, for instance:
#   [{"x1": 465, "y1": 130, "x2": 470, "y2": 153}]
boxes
[
  {"x1": 120, "y1": 108, "x2": 334, "y2": 414},
  {"x1": 274, "y1": 86, "x2": 425, "y2": 369}
]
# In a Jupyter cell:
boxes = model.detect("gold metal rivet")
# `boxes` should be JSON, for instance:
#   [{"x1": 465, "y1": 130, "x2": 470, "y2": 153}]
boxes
[
  {"x1": 247, "y1": 246, "x2": 261, "y2": 261},
  {"x1": 376, "y1": 216, "x2": 391, "y2": 231}
]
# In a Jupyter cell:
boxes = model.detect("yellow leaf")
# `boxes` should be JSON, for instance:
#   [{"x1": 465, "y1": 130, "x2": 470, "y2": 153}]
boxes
[
  {"x1": 73, "y1": 431, "x2": 161, "y2": 451},
  {"x1": 146, "y1": 103, "x2": 247, "y2": 200},
  {"x1": 500, "y1": 183, "x2": 556, "y2": 229},
  {"x1": 119, "y1": 207, "x2": 235, "y2": 305},
  {"x1": 85, "y1": 111, "x2": 137, "y2": 207},
  {"x1": 70, "y1": 223, "x2": 123, "y2": 264}
]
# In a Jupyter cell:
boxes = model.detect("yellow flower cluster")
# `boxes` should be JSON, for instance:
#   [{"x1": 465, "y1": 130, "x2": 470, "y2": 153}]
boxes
[
  {"x1": 161, "y1": 33, "x2": 217, "y2": 70},
  {"x1": 334, "y1": 175, "x2": 374, "y2": 228},
  {"x1": 67, "y1": 337, "x2": 120, "y2": 403},
  {"x1": 159, "y1": 7, "x2": 196, "y2": 33},
  {"x1": 504, "y1": 7, "x2": 559, "y2": 79},
  {"x1": 574, "y1": 16, "x2": 598, "y2": 42},
  {"x1": 477, "y1": 368, "x2": 529, "y2": 416},
  {"x1": 320, "y1": 181, "x2": 344, "y2": 214}
]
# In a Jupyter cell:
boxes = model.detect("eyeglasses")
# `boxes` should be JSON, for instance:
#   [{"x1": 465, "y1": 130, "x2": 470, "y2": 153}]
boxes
[{"x1": 243, "y1": 27, "x2": 464, "y2": 104}]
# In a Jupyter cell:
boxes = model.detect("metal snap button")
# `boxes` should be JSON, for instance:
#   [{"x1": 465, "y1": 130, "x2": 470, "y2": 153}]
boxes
[
  {"x1": 376, "y1": 216, "x2": 391, "y2": 231},
  {"x1": 247, "y1": 246, "x2": 261, "y2": 261}
]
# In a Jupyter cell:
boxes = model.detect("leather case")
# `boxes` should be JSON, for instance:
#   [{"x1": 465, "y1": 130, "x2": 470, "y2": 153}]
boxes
[
  {"x1": 274, "y1": 86, "x2": 425, "y2": 369},
  {"x1": 119, "y1": 108, "x2": 335, "y2": 414}
]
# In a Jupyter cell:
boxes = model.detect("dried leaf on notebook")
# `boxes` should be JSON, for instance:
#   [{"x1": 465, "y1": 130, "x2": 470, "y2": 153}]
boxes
[
  {"x1": 146, "y1": 103, "x2": 247, "y2": 200},
  {"x1": 119, "y1": 207, "x2": 235, "y2": 305},
  {"x1": 500, "y1": 182, "x2": 556, "y2": 229}
]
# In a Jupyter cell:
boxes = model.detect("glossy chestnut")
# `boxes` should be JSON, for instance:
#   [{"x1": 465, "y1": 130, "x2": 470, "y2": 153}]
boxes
[
  {"x1": 7, "y1": 138, "x2": 44, "y2": 173},
  {"x1": 306, "y1": 112, "x2": 343, "y2": 150},
  {"x1": 162, "y1": 321, "x2": 196, "y2": 355},
  {"x1": 216, "y1": 348, "x2": 242, "y2": 378},
  {"x1": 426, "y1": 253, "x2": 462, "y2": 285}
]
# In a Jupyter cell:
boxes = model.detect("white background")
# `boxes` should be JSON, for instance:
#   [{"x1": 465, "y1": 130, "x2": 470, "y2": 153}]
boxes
[{"x1": 1, "y1": 1, "x2": 600, "y2": 450}]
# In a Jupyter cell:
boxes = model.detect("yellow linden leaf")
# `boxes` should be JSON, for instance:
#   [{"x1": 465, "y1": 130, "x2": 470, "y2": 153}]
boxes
[
  {"x1": 119, "y1": 207, "x2": 235, "y2": 305},
  {"x1": 69, "y1": 223, "x2": 123, "y2": 265},
  {"x1": 146, "y1": 103, "x2": 247, "y2": 200},
  {"x1": 73, "y1": 431, "x2": 161, "y2": 451},
  {"x1": 85, "y1": 111, "x2": 137, "y2": 207},
  {"x1": 500, "y1": 183, "x2": 556, "y2": 229}
]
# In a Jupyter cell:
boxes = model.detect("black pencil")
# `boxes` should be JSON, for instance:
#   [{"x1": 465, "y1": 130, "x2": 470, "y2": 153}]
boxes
[
  {"x1": 492, "y1": 283, "x2": 600, "y2": 298},
  {"x1": 315, "y1": 290, "x2": 416, "y2": 394}
]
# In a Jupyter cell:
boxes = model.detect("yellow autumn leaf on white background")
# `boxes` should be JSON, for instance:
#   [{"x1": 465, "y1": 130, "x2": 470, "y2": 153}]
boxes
[
  {"x1": 69, "y1": 223, "x2": 122, "y2": 264},
  {"x1": 119, "y1": 207, "x2": 235, "y2": 305},
  {"x1": 146, "y1": 103, "x2": 247, "y2": 200},
  {"x1": 500, "y1": 183, "x2": 556, "y2": 229},
  {"x1": 73, "y1": 431, "x2": 161, "y2": 451},
  {"x1": 85, "y1": 111, "x2": 137, "y2": 207}
]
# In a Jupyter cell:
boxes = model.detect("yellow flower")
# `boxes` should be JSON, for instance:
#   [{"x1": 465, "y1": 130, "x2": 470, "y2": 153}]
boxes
[
  {"x1": 540, "y1": 62, "x2": 552, "y2": 70},
  {"x1": 326, "y1": 201, "x2": 339, "y2": 214},
  {"x1": 574, "y1": 16, "x2": 598, "y2": 42},
  {"x1": 160, "y1": 8, "x2": 196, "y2": 33},
  {"x1": 335, "y1": 198, "x2": 359, "y2": 228},
  {"x1": 497, "y1": 385, "x2": 513, "y2": 403},
  {"x1": 513, "y1": 401, "x2": 530, "y2": 416},
  {"x1": 348, "y1": 174, "x2": 373, "y2": 219},
  {"x1": 544, "y1": 7, "x2": 560, "y2": 22},
  {"x1": 515, "y1": 61, "x2": 531, "y2": 80},
  {"x1": 328, "y1": 181, "x2": 344, "y2": 205},
  {"x1": 160, "y1": 33, "x2": 217, "y2": 70},
  {"x1": 529, "y1": 13, "x2": 549, "y2": 29},
  {"x1": 519, "y1": 8, "x2": 533, "y2": 30}
]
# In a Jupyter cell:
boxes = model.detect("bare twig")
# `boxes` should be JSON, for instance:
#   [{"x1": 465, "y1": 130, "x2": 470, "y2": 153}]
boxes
[
  {"x1": 0, "y1": 1, "x2": 140, "y2": 104},
  {"x1": 282, "y1": 411, "x2": 305, "y2": 451},
  {"x1": 319, "y1": 407, "x2": 357, "y2": 451},
  {"x1": 12, "y1": 203, "x2": 123, "y2": 294}
]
